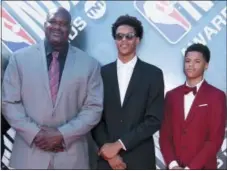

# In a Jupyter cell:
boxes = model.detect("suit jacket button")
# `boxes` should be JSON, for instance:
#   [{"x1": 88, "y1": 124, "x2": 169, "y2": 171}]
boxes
[{"x1": 120, "y1": 120, "x2": 123, "y2": 122}]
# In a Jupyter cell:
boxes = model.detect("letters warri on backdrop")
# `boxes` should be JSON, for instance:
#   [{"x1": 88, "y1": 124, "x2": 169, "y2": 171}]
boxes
[{"x1": 1, "y1": 1, "x2": 226, "y2": 169}]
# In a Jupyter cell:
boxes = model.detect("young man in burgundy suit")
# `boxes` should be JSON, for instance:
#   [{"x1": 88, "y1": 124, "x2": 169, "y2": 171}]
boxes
[{"x1": 159, "y1": 43, "x2": 226, "y2": 169}]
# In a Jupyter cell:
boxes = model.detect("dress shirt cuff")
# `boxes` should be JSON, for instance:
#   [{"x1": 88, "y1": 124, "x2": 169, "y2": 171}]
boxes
[
  {"x1": 169, "y1": 160, "x2": 179, "y2": 169},
  {"x1": 118, "y1": 139, "x2": 127, "y2": 151},
  {"x1": 184, "y1": 166, "x2": 190, "y2": 169}
]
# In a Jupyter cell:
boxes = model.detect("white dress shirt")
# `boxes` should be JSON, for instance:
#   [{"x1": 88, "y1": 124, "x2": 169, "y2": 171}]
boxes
[
  {"x1": 117, "y1": 56, "x2": 137, "y2": 150},
  {"x1": 117, "y1": 56, "x2": 137, "y2": 106},
  {"x1": 169, "y1": 79, "x2": 204, "y2": 170}
]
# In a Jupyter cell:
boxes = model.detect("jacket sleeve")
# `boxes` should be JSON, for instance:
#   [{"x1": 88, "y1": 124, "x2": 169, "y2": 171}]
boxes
[
  {"x1": 91, "y1": 67, "x2": 109, "y2": 148},
  {"x1": 2, "y1": 54, "x2": 40, "y2": 146},
  {"x1": 91, "y1": 110, "x2": 109, "y2": 148}
]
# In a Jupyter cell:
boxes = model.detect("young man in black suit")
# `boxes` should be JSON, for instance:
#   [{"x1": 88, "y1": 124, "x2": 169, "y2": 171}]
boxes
[{"x1": 92, "y1": 15, "x2": 165, "y2": 169}]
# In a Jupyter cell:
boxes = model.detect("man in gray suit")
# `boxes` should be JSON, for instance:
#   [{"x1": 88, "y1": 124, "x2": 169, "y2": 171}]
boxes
[{"x1": 2, "y1": 7, "x2": 103, "y2": 169}]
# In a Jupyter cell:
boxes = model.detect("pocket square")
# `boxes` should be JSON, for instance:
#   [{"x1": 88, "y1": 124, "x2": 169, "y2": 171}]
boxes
[{"x1": 198, "y1": 104, "x2": 208, "y2": 107}]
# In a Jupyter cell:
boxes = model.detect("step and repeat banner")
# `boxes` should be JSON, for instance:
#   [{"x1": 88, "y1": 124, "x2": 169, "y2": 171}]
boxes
[{"x1": 1, "y1": 1, "x2": 226, "y2": 169}]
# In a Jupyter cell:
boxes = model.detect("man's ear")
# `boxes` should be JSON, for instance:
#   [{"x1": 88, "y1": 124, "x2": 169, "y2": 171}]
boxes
[
  {"x1": 136, "y1": 37, "x2": 140, "y2": 45},
  {"x1": 205, "y1": 63, "x2": 209, "y2": 70},
  {"x1": 44, "y1": 21, "x2": 47, "y2": 29}
]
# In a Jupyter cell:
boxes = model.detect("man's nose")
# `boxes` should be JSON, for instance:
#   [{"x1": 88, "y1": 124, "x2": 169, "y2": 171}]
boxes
[
  {"x1": 52, "y1": 23, "x2": 61, "y2": 29},
  {"x1": 121, "y1": 36, "x2": 127, "y2": 41},
  {"x1": 188, "y1": 63, "x2": 195, "y2": 69}
]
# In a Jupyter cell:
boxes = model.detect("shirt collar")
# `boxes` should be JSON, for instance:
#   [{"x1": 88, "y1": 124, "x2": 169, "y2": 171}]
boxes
[
  {"x1": 117, "y1": 56, "x2": 137, "y2": 69},
  {"x1": 44, "y1": 39, "x2": 69, "y2": 57},
  {"x1": 186, "y1": 79, "x2": 204, "y2": 92}
]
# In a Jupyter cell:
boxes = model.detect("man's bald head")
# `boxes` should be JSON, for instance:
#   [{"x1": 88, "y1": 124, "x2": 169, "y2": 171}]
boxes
[
  {"x1": 44, "y1": 7, "x2": 72, "y2": 48},
  {"x1": 46, "y1": 7, "x2": 71, "y2": 24}
]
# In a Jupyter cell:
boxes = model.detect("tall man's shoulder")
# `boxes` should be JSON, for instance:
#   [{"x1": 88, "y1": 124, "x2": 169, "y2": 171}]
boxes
[
  {"x1": 100, "y1": 61, "x2": 115, "y2": 74},
  {"x1": 138, "y1": 59, "x2": 164, "y2": 86},
  {"x1": 9, "y1": 41, "x2": 42, "y2": 61},
  {"x1": 139, "y1": 58, "x2": 163, "y2": 74},
  {"x1": 70, "y1": 45, "x2": 101, "y2": 66},
  {"x1": 101, "y1": 61, "x2": 116, "y2": 68}
]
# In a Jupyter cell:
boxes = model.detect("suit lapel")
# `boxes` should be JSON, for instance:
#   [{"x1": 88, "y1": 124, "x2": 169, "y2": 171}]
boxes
[
  {"x1": 54, "y1": 45, "x2": 76, "y2": 109},
  {"x1": 36, "y1": 41, "x2": 52, "y2": 103},
  {"x1": 110, "y1": 62, "x2": 122, "y2": 108},
  {"x1": 122, "y1": 59, "x2": 142, "y2": 108},
  {"x1": 185, "y1": 81, "x2": 208, "y2": 126},
  {"x1": 177, "y1": 86, "x2": 185, "y2": 129}
]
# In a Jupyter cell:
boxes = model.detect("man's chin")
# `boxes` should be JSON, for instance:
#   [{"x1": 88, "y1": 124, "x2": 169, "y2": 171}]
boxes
[
  {"x1": 186, "y1": 74, "x2": 201, "y2": 80},
  {"x1": 49, "y1": 39, "x2": 64, "y2": 46},
  {"x1": 119, "y1": 51, "x2": 131, "y2": 56}
]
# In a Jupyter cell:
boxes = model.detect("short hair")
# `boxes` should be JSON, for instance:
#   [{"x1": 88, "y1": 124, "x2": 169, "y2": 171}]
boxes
[
  {"x1": 112, "y1": 15, "x2": 143, "y2": 40},
  {"x1": 185, "y1": 43, "x2": 210, "y2": 63}
]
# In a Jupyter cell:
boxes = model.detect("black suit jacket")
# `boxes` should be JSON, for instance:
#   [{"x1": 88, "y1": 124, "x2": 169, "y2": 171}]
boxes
[{"x1": 92, "y1": 58, "x2": 164, "y2": 169}]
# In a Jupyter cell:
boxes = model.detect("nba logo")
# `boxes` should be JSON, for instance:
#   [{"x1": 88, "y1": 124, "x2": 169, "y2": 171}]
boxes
[
  {"x1": 1, "y1": 7, "x2": 36, "y2": 52},
  {"x1": 134, "y1": 1, "x2": 191, "y2": 44}
]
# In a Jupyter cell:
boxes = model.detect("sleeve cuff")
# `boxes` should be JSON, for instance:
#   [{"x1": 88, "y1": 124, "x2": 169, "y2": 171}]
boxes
[
  {"x1": 28, "y1": 127, "x2": 41, "y2": 147},
  {"x1": 118, "y1": 139, "x2": 127, "y2": 151},
  {"x1": 169, "y1": 160, "x2": 179, "y2": 169},
  {"x1": 58, "y1": 127, "x2": 70, "y2": 148}
]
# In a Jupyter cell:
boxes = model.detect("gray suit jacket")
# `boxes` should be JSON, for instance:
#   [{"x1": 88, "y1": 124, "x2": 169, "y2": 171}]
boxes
[
  {"x1": 1, "y1": 54, "x2": 9, "y2": 82},
  {"x1": 2, "y1": 41, "x2": 103, "y2": 169}
]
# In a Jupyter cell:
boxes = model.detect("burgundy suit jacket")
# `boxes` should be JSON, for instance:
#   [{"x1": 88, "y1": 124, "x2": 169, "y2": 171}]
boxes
[{"x1": 159, "y1": 81, "x2": 226, "y2": 169}]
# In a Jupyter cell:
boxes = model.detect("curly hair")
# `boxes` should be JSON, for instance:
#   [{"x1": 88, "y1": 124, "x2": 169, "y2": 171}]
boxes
[{"x1": 112, "y1": 15, "x2": 143, "y2": 40}]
